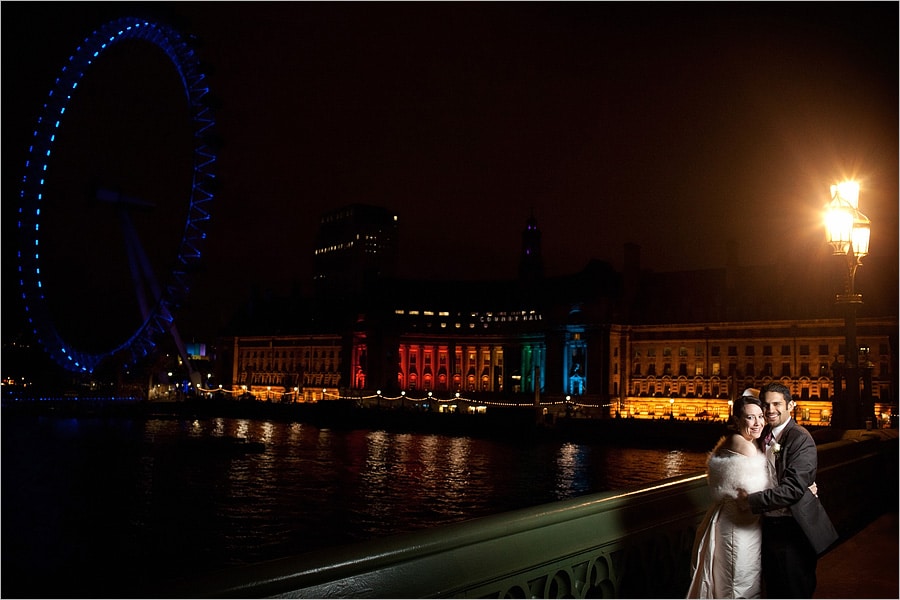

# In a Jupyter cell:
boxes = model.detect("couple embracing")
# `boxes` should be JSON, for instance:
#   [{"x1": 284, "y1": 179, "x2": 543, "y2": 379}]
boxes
[{"x1": 687, "y1": 383, "x2": 839, "y2": 599}]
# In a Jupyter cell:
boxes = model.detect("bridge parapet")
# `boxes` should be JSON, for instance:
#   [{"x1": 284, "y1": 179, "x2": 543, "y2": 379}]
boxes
[{"x1": 162, "y1": 430, "x2": 896, "y2": 599}]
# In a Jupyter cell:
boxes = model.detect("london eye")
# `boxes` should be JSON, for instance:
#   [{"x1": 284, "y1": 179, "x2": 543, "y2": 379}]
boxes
[{"x1": 16, "y1": 16, "x2": 217, "y2": 380}]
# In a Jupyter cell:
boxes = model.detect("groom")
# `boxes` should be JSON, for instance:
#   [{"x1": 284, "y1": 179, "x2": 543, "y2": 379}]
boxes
[{"x1": 738, "y1": 382, "x2": 838, "y2": 598}]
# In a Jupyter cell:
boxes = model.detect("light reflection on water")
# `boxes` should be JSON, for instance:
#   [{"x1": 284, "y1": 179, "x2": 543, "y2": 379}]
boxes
[{"x1": 2, "y1": 415, "x2": 709, "y2": 597}]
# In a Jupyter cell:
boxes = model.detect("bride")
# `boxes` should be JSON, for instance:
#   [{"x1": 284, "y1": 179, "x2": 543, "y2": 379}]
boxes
[{"x1": 687, "y1": 390, "x2": 770, "y2": 599}]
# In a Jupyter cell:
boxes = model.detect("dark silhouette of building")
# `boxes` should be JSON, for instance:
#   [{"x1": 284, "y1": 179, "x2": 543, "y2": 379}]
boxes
[{"x1": 312, "y1": 203, "x2": 399, "y2": 298}]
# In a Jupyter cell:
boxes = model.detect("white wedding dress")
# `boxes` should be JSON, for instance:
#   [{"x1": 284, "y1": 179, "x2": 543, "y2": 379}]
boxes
[{"x1": 687, "y1": 438, "x2": 771, "y2": 599}]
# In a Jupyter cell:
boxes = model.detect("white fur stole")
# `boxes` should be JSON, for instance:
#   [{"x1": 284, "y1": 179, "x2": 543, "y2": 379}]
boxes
[{"x1": 706, "y1": 450, "x2": 769, "y2": 502}]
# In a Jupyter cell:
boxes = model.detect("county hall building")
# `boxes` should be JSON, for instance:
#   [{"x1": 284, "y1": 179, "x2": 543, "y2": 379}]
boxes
[{"x1": 221, "y1": 204, "x2": 897, "y2": 428}]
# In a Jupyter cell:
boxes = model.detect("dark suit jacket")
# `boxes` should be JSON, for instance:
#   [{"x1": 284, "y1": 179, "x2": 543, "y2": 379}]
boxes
[{"x1": 748, "y1": 419, "x2": 839, "y2": 555}]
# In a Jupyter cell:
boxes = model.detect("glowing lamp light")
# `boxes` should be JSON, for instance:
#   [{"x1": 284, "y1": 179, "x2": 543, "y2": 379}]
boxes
[
  {"x1": 825, "y1": 180, "x2": 869, "y2": 257},
  {"x1": 850, "y1": 211, "x2": 871, "y2": 258},
  {"x1": 831, "y1": 181, "x2": 859, "y2": 208},
  {"x1": 825, "y1": 197, "x2": 854, "y2": 255}
]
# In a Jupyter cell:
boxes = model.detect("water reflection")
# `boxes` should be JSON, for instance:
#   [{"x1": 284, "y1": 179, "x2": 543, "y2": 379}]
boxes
[
  {"x1": 555, "y1": 442, "x2": 590, "y2": 498},
  {"x1": 2, "y1": 415, "x2": 709, "y2": 598}
]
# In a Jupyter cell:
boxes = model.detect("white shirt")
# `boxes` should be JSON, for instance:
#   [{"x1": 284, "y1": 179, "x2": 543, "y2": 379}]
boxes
[
  {"x1": 764, "y1": 417, "x2": 792, "y2": 517},
  {"x1": 768, "y1": 417, "x2": 790, "y2": 445}
]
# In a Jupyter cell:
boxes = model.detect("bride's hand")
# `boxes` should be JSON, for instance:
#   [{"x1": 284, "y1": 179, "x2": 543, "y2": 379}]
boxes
[{"x1": 808, "y1": 482, "x2": 818, "y2": 497}]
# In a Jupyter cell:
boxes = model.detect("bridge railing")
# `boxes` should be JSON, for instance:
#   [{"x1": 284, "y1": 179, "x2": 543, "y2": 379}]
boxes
[{"x1": 161, "y1": 430, "x2": 896, "y2": 599}]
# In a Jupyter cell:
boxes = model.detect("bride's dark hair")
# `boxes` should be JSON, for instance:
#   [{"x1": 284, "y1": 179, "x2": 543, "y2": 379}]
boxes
[{"x1": 727, "y1": 394, "x2": 763, "y2": 432}]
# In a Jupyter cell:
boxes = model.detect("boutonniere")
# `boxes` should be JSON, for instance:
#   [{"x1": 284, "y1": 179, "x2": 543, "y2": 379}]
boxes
[{"x1": 772, "y1": 441, "x2": 782, "y2": 456}]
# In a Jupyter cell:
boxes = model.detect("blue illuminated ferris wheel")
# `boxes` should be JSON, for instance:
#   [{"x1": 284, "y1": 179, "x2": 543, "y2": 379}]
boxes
[{"x1": 16, "y1": 16, "x2": 217, "y2": 376}]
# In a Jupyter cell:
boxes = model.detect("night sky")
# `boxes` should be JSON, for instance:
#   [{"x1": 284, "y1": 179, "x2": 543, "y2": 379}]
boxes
[{"x1": 2, "y1": 2, "x2": 897, "y2": 346}]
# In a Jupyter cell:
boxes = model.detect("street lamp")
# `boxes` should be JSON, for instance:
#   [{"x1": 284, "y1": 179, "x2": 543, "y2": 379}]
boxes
[{"x1": 824, "y1": 180, "x2": 872, "y2": 429}]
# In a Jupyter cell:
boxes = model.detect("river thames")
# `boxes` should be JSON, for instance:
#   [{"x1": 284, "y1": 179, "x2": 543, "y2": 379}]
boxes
[{"x1": 2, "y1": 414, "x2": 709, "y2": 598}]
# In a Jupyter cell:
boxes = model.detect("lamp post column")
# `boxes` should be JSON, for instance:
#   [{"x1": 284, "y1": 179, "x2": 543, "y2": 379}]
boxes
[
  {"x1": 838, "y1": 294, "x2": 861, "y2": 429},
  {"x1": 824, "y1": 180, "x2": 871, "y2": 430}
]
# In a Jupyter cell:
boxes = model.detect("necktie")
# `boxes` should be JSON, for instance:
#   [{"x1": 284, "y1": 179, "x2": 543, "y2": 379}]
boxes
[{"x1": 764, "y1": 432, "x2": 776, "y2": 471}]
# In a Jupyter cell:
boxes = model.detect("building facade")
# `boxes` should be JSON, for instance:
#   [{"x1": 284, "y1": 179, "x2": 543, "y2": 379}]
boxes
[
  {"x1": 224, "y1": 209, "x2": 898, "y2": 427},
  {"x1": 609, "y1": 317, "x2": 896, "y2": 425},
  {"x1": 313, "y1": 203, "x2": 399, "y2": 297},
  {"x1": 231, "y1": 334, "x2": 345, "y2": 402}
]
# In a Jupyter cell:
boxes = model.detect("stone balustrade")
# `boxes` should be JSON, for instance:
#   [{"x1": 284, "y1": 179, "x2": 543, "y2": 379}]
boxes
[{"x1": 162, "y1": 429, "x2": 896, "y2": 599}]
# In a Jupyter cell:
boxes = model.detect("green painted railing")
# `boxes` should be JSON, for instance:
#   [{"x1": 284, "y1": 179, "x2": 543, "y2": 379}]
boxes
[{"x1": 161, "y1": 430, "x2": 896, "y2": 599}]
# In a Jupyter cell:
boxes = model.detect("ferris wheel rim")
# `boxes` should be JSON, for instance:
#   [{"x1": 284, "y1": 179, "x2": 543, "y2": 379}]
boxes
[{"x1": 16, "y1": 16, "x2": 217, "y2": 375}]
